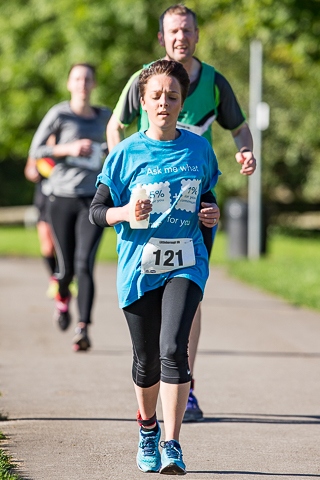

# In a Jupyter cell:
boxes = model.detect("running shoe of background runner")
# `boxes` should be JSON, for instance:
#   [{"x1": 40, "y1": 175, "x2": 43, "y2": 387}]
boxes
[
  {"x1": 160, "y1": 439, "x2": 186, "y2": 475},
  {"x1": 69, "y1": 278, "x2": 78, "y2": 298},
  {"x1": 136, "y1": 422, "x2": 161, "y2": 473},
  {"x1": 183, "y1": 389, "x2": 203, "y2": 423},
  {"x1": 46, "y1": 276, "x2": 59, "y2": 299},
  {"x1": 72, "y1": 326, "x2": 91, "y2": 352},
  {"x1": 53, "y1": 293, "x2": 71, "y2": 331}
]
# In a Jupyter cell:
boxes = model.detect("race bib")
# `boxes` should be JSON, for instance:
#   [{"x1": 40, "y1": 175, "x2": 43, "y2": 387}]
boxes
[
  {"x1": 141, "y1": 237, "x2": 195, "y2": 274},
  {"x1": 66, "y1": 142, "x2": 103, "y2": 170}
]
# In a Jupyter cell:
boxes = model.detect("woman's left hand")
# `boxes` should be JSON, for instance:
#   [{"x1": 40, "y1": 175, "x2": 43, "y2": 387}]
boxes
[{"x1": 198, "y1": 202, "x2": 220, "y2": 228}]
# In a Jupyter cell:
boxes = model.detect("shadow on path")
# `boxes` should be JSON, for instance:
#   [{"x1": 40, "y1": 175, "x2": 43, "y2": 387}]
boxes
[
  {"x1": 5, "y1": 413, "x2": 320, "y2": 425},
  {"x1": 198, "y1": 350, "x2": 320, "y2": 359},
  {"x1": 89, "y1": 348, "x2": 320, "y2": 358},
  {"x1": 188, "y1": 471, "x2": 320, "y2": 478}
]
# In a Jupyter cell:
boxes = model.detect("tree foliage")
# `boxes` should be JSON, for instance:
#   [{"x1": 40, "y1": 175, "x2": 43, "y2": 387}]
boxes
[{"x1": 0, "y1": 0, "x2": 319, "y2": 207}]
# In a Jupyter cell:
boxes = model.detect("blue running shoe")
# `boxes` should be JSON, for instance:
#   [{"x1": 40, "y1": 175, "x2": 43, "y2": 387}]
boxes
[
  {"x1": 136, "y1": 422, "x2": 161, "y2": 473},
  {"x1": 183, "y1": 390, "x2": 203, "y2": 423},
  {"x1": 160, "y1": 440, "x2": 186, "y2": 475}
]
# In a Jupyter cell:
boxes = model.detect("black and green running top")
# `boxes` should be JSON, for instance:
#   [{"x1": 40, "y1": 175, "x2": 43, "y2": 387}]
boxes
[{"x1": 113, "y1": 60, "x2": 246, "y2": 146}]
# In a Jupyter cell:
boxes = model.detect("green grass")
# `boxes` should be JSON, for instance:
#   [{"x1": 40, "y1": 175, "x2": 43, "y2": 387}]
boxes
[
  {"x1": 0, "y1": 393, "x2": 20, "y2": 480},
  {"x1": 0, "y1": 226, "x2": 118, "y2": 262},
  {"x1": 223, "y1": 233, "x2": 320, "y2": 311},
  {"x1": 1, "y1": 225, "x2": 320, "y2": 312},
  {"x1": 0, "y1": 435, "x2": 22, "y2": 480}
]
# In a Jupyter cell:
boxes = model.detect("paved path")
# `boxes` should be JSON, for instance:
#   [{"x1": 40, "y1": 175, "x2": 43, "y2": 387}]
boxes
[{"x1": 0, "y1": 257, "x2": 320, "y2": 480}]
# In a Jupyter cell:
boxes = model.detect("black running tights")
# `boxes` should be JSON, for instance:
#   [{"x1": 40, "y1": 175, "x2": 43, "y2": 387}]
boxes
[{"x1": 49, "y1": 195, "x2": 104, "y2": 324}]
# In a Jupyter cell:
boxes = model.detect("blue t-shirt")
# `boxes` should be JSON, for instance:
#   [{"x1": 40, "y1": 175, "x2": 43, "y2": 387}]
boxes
[{"x1": 97, "y1": 129, "x2": 220, "y2": 308}]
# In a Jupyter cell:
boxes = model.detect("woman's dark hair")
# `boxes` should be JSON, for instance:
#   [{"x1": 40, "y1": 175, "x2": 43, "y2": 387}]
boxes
[
  {"x1": 68, "y1": 63, "x2": 96, "y2": 80},
  {"x1": 138, "y1": 59, "x2": 190, "y2": 104}
]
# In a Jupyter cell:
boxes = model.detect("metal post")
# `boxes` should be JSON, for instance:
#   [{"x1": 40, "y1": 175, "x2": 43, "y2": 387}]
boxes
[{"x1": 248, "y1": 40, "x2": 262, "y2": 258}]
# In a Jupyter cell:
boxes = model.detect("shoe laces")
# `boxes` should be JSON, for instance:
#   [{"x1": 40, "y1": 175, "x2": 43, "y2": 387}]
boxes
[
  {"x1": 139, "y1": 433, "x2": 158, "y2": 456},
  {"x1": 160, "y1": 440, "x2": 183, "y2": 460}
]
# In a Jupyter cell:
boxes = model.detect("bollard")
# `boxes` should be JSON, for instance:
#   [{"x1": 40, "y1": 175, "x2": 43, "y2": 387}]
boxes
[{"x1": 224, "y1": 197, "x2": 248, "y2": 258}]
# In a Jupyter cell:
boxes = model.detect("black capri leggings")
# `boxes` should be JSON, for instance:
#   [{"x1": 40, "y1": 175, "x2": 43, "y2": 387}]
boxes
[{"x1": 123, "y1": 277, "x2": 203, "y2": 388}]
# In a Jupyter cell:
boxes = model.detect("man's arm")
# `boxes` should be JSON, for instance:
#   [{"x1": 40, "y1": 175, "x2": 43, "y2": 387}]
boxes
[
  {"x1": 106, "y1": 71, "x2": 142, "y2": 152},
  {"x1": 232, "y1": 122, "x2": 253, "y2": 151},
  {"x1": 232, "y1": 122, "x2": 256, "y2": 176},
  {"x1": 214, "y1": 72, "x2": 256, "y2": 176},
  {"x1": 106, "y1": 114, "x2": 126, "y2": 152}
]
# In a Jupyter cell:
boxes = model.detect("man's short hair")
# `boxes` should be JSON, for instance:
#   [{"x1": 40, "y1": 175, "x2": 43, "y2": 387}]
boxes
[{"x1": 159, "y1": 4, "x2": 198, "y2": 34}]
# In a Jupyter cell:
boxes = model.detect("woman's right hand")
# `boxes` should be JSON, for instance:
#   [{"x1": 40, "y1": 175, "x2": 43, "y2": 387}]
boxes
[
  {"x1": 53, "y1": 139, "x2": 94, "y2": 158},
  {"x1": 134, "y1": 199, "x2": 152, "y2": 222},
  {"x1": 67, "y1": 139, "x2": 93, "y2": 157},
  {"x1": 105, "y1": 200, "x2": 152, "y2": 227}
]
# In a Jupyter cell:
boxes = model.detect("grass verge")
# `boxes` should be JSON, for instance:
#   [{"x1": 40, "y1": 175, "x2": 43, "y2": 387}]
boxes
[
  {"x1": 222, "y1": 232, "x2": 320, "y2": 311},
  {"x1": 0, "y1": 433, "x2": 22, "y2": 480}
]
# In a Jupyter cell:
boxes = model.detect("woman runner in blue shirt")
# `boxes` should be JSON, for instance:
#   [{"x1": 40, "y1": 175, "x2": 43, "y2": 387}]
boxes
[{"x1": 90, "y1": 59, "x2": 220, "y2": 475}]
